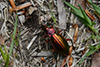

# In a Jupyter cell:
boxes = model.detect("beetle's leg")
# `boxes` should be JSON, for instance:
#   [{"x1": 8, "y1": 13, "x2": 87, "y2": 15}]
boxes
[
  {"x1": 43, "y1": 35, "x2": 48, "y2": 38},
  {"x1": 69, "y1": 46, "x2": 73, "y2": 67},
  {"x1": 69, "y1": 57, "x2": 73, "y2": 67},
  {"x1": 61, "y1": 45, "x2": 73, "y2": 67},
  {"x1": 61, "y1": 55, "x2": 70, "y2": 67},
  {"x1": 66, "y1": 39, "x2": 72, "y2": 41},
  {"x1": 45, "y1": 39, "x2": 50, "y2": 43},
  {"x1": 43, "y1": 35, "x2": 50, "y2": 43},
  {"x1": 50, "y1": 26, "x2": 53, "y2": 28},
  {"x1": 52, "y1": 49, "x2": 55, "y2": 52},
  {"x1": 57, "y1": 30, "x2": 62, "y2": 34},
  {"x1": 66, "y1": 39, "x2": 73, "y2": 46},
  {"x1": 69, "y1": 46, "x2": 73, "y2": 55},
  {"x1": 61, "y1": 55, "x2": 73, "y2": 67}
]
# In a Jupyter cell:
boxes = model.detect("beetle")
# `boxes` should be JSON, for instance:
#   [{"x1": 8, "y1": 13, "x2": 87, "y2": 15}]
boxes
[
  {"x1": 42, "y1": 25, "x2": 73, "y2": 56},
  {"x1": 42, "y1": 25, "x2": 73, "y2": 67}
]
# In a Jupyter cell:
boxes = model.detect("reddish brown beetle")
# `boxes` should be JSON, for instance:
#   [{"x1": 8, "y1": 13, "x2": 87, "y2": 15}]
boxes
[{"x1": 42, "y1": 25, "x2": 73, "y2": 66}]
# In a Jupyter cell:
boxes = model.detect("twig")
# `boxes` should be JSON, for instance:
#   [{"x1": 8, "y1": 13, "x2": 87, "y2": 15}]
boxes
[
  {"x1": 9, "y1": 0, "x2": 16, "y2": 8},
  {"x1": 9, "y1": 2, "x2": 32, "y2": 12},
  {"x1": 27, "y1": 36, "x2": 37, "y2": 50}
]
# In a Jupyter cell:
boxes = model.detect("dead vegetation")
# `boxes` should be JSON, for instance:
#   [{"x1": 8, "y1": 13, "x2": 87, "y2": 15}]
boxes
[{"x1": 0, "y1": 0, "x2": 100, "y2": 67}]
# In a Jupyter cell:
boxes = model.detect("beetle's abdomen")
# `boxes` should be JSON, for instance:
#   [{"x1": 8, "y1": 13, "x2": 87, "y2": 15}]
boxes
[{"x1": 51, "y1": 34, "x2": 70, "y2": 55}]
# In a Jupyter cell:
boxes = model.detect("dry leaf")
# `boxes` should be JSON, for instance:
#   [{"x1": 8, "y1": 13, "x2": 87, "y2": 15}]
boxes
[
  {"x1": 72, "y1": 23, "x2": 78, "y2": 44},
  {"x1": 0, "y1": 35, "x2": 5, "y2": 45},
  {"x1": 91, "y1": 52, "x2": 100, "y2": 67},
  {"x1": 85, "y1": 9, "x2": 95, "y2": 20},
  {"x1": 75, "y1": 0, "x2": 86, "y2": 10}
]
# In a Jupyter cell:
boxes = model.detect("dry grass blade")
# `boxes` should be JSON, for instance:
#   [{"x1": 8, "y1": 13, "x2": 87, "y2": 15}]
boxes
[
  {"x1": 85, "y1": 9, "x2": 95, "y2": 20},
  {"x1": 27, "y1": 35, "x2": 37, "y2": 50},
  {"x1": 72, "y1": 23, "x2": 78, "y2": 44}
]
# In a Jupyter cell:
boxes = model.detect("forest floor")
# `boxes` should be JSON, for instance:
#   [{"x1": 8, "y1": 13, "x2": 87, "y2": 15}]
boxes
[{"x1": 0, "y1": 0, "x2": 100, "y2": 67}]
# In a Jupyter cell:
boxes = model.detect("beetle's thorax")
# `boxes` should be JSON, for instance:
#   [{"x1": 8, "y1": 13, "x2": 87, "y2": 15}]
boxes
[{"x1": 46, "y1": 28, "x2": 55, "y2": 37}]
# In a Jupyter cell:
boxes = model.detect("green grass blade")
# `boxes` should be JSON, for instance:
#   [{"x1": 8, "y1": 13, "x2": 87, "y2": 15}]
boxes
[
  {"x1": 0, "y1": 60, "x2": 3, "y2": 64},
  {"x1": 88, "y1": 0, "x2": 92, "y2": 3},
  {"x1": 88, "y1": 0, "x2": 100, "y2": 14},
  {"x1": 49, "y1": 3, "x2": 56, "y2": 24},
  {"x1": 96, "y1": 44, "x2": 100, "y2": 49},
  {"x1": 11, "y1": 34, "x2": 18, "y2": 46},
  {"x1": 52, "y1": 12, "x2": 56, "y2": 24},
  {"x1": 9, "y1": 12, "x2": 18, "y2": 56},
  {"x1": 79, "y1": 49, "x2": 97, "y2": 64},
  {"x1": 92, "y1": 35, "x2": 100, "y2": 39},
  {"x1": 17, "y1": 29, "x2": 21, "y2": 40},
  {"x1": 15, "y1": 29, "x2": 21, "y2": 46},
  {"x1": 96, "y1": 36, "x2": 100, "y2": 39},
  {"x1": 85, "y1": 49, "x2": 97, "y2": 57},
  {"x1": 89, "y1": 26, "x2": 98, "y2": 34},
  {"x1": 50, "y1": 13, "x2": 56, "y2": 24},
  {"x1": 4, "y1": 44, "x2": 6, "y2": 51},
  {"x1": 91, "y1": 22, "x2": 96, "y2": 26},
  {"x1": 79, "y1": 56, "x2": 85, "y2": 64},
  {"x1": 88, "y1": 45, "x2": 95, "y2": 49},
  {"x1": 79, "y1": 43, "x2": 100, "y2": 64},
  {"x1": 78, "y1": 3, "x2": 92, "y2": 25},
  {"x1": 14, "y1": 39, "x2": 19, "y2": 46},
  {"x1": 63, "y1": 1, "x2": 91, "y2": 26},
  {"x1": 63, "y1": 0, "x2": 83, "y2": 17},
  {"x1": 65, "y1": 8, "x2": 89, "y2": 27},
  {"x1": 0, "y1": 46, "x2": 6, "y2": 61},
  {"x1": 93, "y1": 11, "x2": 100, "y2": 18},
  {"x1": 4, "y1": 54, "x2": 9, "y2": 67},
  {"x1": 4, "y1": 44, "x2": 7, "y2": 61},
  {"x1": 92, "y1": 4, "x2": 100, "y2": 14},
  {"x1": 65, "y1": 2, "x2": 97, "y2": 33}
]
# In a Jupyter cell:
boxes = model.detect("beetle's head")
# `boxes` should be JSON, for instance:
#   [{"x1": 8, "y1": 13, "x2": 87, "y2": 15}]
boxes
[
  {"x1": 41, "y1": 25, "x2": 55, "y2": 37},
  {"x1": 46, "y1": 28, "x2": 55, "y2": 37}
]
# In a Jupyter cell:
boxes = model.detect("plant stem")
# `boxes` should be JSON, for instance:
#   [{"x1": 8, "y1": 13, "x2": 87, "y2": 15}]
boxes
[{"x1": 9, "y1": 12, "x2": 18, "y2": 56}]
